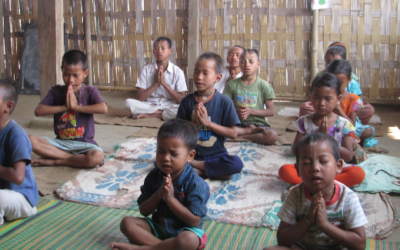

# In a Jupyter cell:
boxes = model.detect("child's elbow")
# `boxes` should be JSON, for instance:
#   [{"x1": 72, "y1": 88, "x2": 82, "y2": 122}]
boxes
[
  {"x1": 14, "y1": 175, "x2": 25, "y2": 185},
  {"x1": 101, "y1": 103, "x2": 108, "y2": 114}
]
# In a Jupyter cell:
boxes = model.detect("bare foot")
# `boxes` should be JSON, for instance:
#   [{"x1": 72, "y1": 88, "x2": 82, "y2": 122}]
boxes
[
  {"x1": 136, "y1": 114, "x2": 152, "y2": 119},
  {"x1": 110, "y1": 242, "x2": 142, "y2": 250},
  {"x1": 32, "y1": 158, "x2": 56, "y2": 167}
]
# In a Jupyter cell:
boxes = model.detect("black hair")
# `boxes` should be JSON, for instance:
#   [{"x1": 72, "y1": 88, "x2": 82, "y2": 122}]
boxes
[
  {"x1": 228, "y1": 45, "x2": 245, "y2": 54},
  {"x1": 311, "y1": 72, "x2": 341, "y2": 96},
  {"x1": 197, "y1": 52, "x2": 223, "y2": 74},
  {"x1": 157, "y1": 119, "x2": 199, "y2": 151},
  {"x1": 0, "y1": 78, "x2": 18, "y2": 114},
  {"x1": 61, "y1": 50, "x2": 88, "y2": 70},
  {"x1": 153, "y1": 37, "x2": 172, "y2": 49},
  {"x1": 325, "y1": 44, "x2": 346, "y2": 60},
  {"x1": 240, "y1": 49, "x2": 260, "y2": 61},
  {"x1": 295, "y1": 132, "x2": 340, "y2": 163},
  {"x1": 327, "y1": 59, "x2": 352, "y2": 81}
]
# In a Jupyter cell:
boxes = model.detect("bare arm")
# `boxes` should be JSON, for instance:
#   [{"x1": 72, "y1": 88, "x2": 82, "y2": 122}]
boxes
[
  {"x1": 322, "y1": 225, "x2": 366, "y2": 250},
  {"x1": 35, "y1": 104, "x2": 68, "y2": 116},
  {"x1": 138, "y1": 181, "x2": 164, "y2": 216},
  {"x1": 335, "y1": 105, "x2": 356, "y2": 125},
  {"x1": 73, "y1": 102, "x2": 108, "y2": 114},
  {"x1": 196, "y1": 103, "x2": 238, "y2": 138},
  {"x1": 136, "y1": 86, "x2": 159, "y2": 102},
  {"x1": 276, "y1": 220, "x2": 311, "y2": 247},
  {"x1": 158, "y1": 66, "x2": 186, "y2": 103},
  {"x1": 340, "y1": 135, "x2": 354, "y2": 162},
  {"x1": 0, "y1": 161, "x2": 27, "y2": 185},
  {"x1": 250, "y1": 99, "x2": 275, "y2": 117}
]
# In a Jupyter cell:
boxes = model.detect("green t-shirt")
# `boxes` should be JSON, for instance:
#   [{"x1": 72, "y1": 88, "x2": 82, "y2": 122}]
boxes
[
  {"x1": 314, "y1": 69, "x2": 359, "y2": 81},
  {"x1": 224, "y1": 77, "x2": 275, "y2": 126}
]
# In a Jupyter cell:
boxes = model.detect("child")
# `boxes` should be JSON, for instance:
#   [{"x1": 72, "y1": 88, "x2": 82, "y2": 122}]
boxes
[
  {"x1": 265, "y1": 132, "x2": 367, "y2": 250},
  {"x1": 214, "y1": 45, "x2": 244, "y2": 93},
  {"x1": 29, "y1": 50, "x2": 108, "y2": 168},
  {"x1": 110, "y1": 119, "x2": 210, "y2": 250},
  {"x1": 224, "y1": 49, "x2": 278, "y2": 145},
  {"x1": 279, "y1": 73, "x2": 366, "y2": 187},
  {"x1": 0, "y1": 79, "x2": 39, "y2": 224},
  {"x1": 327, "y1": 59, "x2": 377, "y2": 147},
  {"x1": 300, "y1": 42, "x2": 375, "y2": 125},
  {"x1": 177, "y1": 52, "x2": 243, "y2": 180},
  {"x1": 125, "y1": 37, "x2": 187, "y2": 120}
]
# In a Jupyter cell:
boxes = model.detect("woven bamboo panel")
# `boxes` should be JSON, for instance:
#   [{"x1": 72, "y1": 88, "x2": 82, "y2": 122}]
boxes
[
  {"x1": 2, "y1": 0, "x2": 38, "y2": 81},
  {"x1": 63, "y1": 0, "x2": 189, "y2": 90}
]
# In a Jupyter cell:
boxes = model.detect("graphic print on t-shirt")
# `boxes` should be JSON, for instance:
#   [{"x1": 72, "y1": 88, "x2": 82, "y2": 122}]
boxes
[
  {"x1": 58, "y1": 110, "x2": 85, "y2": 140},
  {"x1": 191, "y1": 110, "x2": 217, "y2": 147},
  {"x1": 236, "y1": 90, "x2": 258, "y2": 107}
]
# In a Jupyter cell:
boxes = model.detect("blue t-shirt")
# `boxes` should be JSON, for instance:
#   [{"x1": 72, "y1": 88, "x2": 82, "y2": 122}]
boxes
[
  {"x1": 177, "y1": 92, "x2": 240, "y2": 157},
  {"x1": 0, "y1": 120, "x2": 39, "y2": 207},
  {"x1": 137, "y1": 163, "x2": 210, "y2": 235}
]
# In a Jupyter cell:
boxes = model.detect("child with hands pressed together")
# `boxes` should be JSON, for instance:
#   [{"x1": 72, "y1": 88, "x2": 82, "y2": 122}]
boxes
[
  {"x1": 29, "y1": 50, "x2": 107, "y2": 168},
  {"x1": 177, "y1": 52, "x2": 243, "y2": 180},
  {"x1": 279, "y1": 73, "x2": 366, "y2": 188},
  {"x1": 214, "y1": 45, "x2": 244, "y2": 93},
  {"x1": 265, "y1": 132, "x2": 367, "y2": 250},
  {"x1": 224, "y1": 49, "x2": 278, "y2": 145},
  {"x1": 111, "y1": 119, "x2": 210, "y2": 250}
]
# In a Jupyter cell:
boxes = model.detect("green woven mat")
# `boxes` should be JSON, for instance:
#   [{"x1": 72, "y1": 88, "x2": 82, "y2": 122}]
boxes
[{"x1": 0, "y1": 198, "x2": 398, "y2": 250}]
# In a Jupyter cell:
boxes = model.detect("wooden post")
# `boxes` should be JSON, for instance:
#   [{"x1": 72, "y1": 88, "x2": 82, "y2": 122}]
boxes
[
  {"x1": 0, "y1": 1, "x2": 4, "y2": 77},
  {"x1": 187, "y1": 0, "x2": 200, "y2": 93},
  {"x1": 311, "y1": 9, "x2": 319, "y2": 80},
  {"x1": 84, "y1": 0, "x2": 93, "y2": 86},
  {"x1": 38, "y1": 1, "x2": 64, "y2": 100}
]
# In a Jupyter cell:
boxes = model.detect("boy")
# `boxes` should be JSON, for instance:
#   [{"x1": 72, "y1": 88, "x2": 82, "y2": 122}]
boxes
[
  {"x1": 224, "y1": 49, "x2": 278, "y2": 145},
  {"x1": 214, "y1": 45, "x2": 244, "y2": 93},
  {"x1": 0, "y1": 79, "x2": 39, "y2": 224},
  {"x1": 111, "y1": 119, "x2": 210, "y2": 250},
  {"x1": 125, "y1": 37, "x2": 187, "y2": 120},
  {"x1": 29, "y1": 50, "x2": 107, "y2": 168},
  {"x1": 265, "y1": 132, "x2": 367, "y2": 250},
  {"x1": 177, "y1": 52, "x2": 243, "y2": 180}
]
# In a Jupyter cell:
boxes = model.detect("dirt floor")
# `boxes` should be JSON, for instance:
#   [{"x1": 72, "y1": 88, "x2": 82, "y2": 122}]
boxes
[{"x1": 12, "y1": 91, "x2": 400, "y2": 242}]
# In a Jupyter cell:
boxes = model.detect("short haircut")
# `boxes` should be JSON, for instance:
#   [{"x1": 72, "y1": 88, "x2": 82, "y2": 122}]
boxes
[
  {"x1": 0, "y1": 78, "x2": 18, "y2": 114},
  {"x1": 228, "y1": 45, "x2": 245, "y2": 54},
  {"x1": 240, "y1": 49, "x2": 260, "y2": 61},
  {"x1": 327, "y1": 59, "x2": 352, "y2": 80},
  {"x1": 157, "y1": 119, "x2": 199, "y2": 151},
  {"x1": 197, "y1": 52, "x2": 223, "y2": 74},
  {"x1": 61, "y1": 50, "x2": 88, "y2": 70},
  {"x1": 311, "y1": 72, "x2": 341, "y2": 96},
  {"x1": 295, "y1": 132, "x2": 340, "y2": 163},
  {"x1": 325, "y1": 43, "x2": 346, "y2": 60},
  {"x1": 153, "y1": 37, "x2": 172, "y2": 49}
]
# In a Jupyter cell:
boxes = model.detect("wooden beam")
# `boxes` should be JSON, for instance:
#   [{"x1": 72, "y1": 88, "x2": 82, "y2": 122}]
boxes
[
  {"x1": 187, "y1": 0, "x2": 200, "y2": 93},
  {"x1": 84, "y1": 0, "x2": 93, "y2": 85},
  {"x1": 0, "y1": 2, "x2": 4, "y2": 77},
  {"x1": 38, "y1": 0, "x2": 64, "y2": 100}
]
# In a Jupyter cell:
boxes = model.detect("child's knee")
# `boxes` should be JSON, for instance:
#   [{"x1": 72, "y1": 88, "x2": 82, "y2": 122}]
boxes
[
  {"x1": 176, "y1": 231, "x2": 200, "y2": 249},
  {"x1": 264, "y1": 130, "x2": 278, "y2": 144},
  {"x1": 87, "y1": 150, "x2": 104, "y2": 167},
  {"x1": 120, "y1": 216, "x2": 139, "y2": 233}
]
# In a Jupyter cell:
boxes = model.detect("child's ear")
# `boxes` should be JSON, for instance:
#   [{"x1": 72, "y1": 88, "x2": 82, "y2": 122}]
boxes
[
  {"x1": 5, "y1": 101, "x2": 14, "y2": 113},
  {"x1": 338, "y1": 93, "x2": 342, "y2": 100},
  {"x1": 295, "y1": 163, "x2": 300, "y2": 177},
  {"x1": 187, "y1": 149, "x2": 196, "y2": 163},
  {"x1": 215, "y1": 73, "x2": 223, "y2": 83},
  {"x1": 168, "y1": 47, "x2": 173, "y2": 55},
  {"x1": 83, "y1": 69, "x2": 89, "y2": 78},
  {"x1": 336, "y1": 159, "x2": 343, "y2": 174}
]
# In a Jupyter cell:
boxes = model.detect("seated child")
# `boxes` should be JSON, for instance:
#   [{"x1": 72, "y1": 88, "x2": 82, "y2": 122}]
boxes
[
  {"x1": 327, "y1": 59, "x2": 377, "y2": 147},
  {"x1": 300, "y1": 42, "x2": 375, "y2": 125},
  {"x1": 279, "y1": 73, "x2": 366, "y2": 187},
  {"x1": 224, "y1": 49, "x2": 278, "y2": 145},
  {"x1": 177, "y1": 52, "x2": 243, "y2": 180},
  {"x1": 29, "y1": 50, "x2": 107, "y2": 168},
  {"x1": 214, "y1": 45, "x2": 244, "y2": 93},
  {"x1": 110, "y1": 119, "x2": 210, "y2": 250},
  {"x1": 265, "y1": 132, "x2": 367, "y2": 250},
  {"x1": 125, "y1": 37, "x2": 187, "y2": 120},
  {"x1": 0, "y1": 79, "x2": 39, "y2": 224}
]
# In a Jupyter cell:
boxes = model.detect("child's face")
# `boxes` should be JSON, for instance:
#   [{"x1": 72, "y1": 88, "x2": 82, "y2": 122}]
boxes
[
  {"x1": 193, "y1": 59, "x2": 222, "y2": 93},
  {"x1": 227, "y1": 47, "x2": 244, "y2": 68},
  {"x1": 325, "y1": 53, "x2": 342, "y2": 68},
  {"x1": 296, "y1": 141, "x2": 342, "y2": 195},
  {"x1": 311, "y1": 86, "x2": 338, "y2": 117},
  {"x1": 153, "y1": 40, "x2": 172, "y2": 62},
  {"x1": 334, "y1": 73, "x2": 350, "y2": 94},
  {"x1": 240, "y1": 52, "x2": 260, "y2": 77},
  {"x1": 62, "y1": 62, "x2": 89, "y2": 92},
  {"x1": 156, "y1": 136, "x2": 195, "y2": 181}
]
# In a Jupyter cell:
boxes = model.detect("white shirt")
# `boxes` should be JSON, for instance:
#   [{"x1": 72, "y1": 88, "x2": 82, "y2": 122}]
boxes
[
  {"x1": 278, "y1": 181, "x2": 368, "y2": 249},
  {"x1": 136, "y1": 61, "x2": 187, "y2": 107},
  {"x1": 215, "y1": 66, "x2": 243, "y2": 94}
]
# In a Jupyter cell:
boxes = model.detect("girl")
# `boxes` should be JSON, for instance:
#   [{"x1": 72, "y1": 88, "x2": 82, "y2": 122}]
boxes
[
  {"x1": 279, "y1": 73, "x2": 366, "y2": 188},
  {"x1": 327, "y1": 59, "x2": 378, "y2": 147},
  {"x1": 300, "y1": 42, "x2": 375, "y2": 125}
]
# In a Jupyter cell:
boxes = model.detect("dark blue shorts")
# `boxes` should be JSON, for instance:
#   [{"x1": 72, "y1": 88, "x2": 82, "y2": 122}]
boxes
[{"x1": 195, "y1": 152, "x2": 243, "y2": 178}]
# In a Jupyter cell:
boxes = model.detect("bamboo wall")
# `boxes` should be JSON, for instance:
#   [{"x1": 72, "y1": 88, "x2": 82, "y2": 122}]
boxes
[{"x1": 2, "y1": 0, "x2": 400, "y2": 103}]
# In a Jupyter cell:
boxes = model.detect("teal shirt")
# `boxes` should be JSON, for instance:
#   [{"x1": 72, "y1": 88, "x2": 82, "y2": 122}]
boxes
[{"x1": 224, "y1": 77, "x2": 275, "y2": 126}]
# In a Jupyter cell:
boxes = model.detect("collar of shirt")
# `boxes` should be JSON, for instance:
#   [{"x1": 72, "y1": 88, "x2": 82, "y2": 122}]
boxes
[{"x1": 154, "y1": 60, "x2": 173, "y2": 74}]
